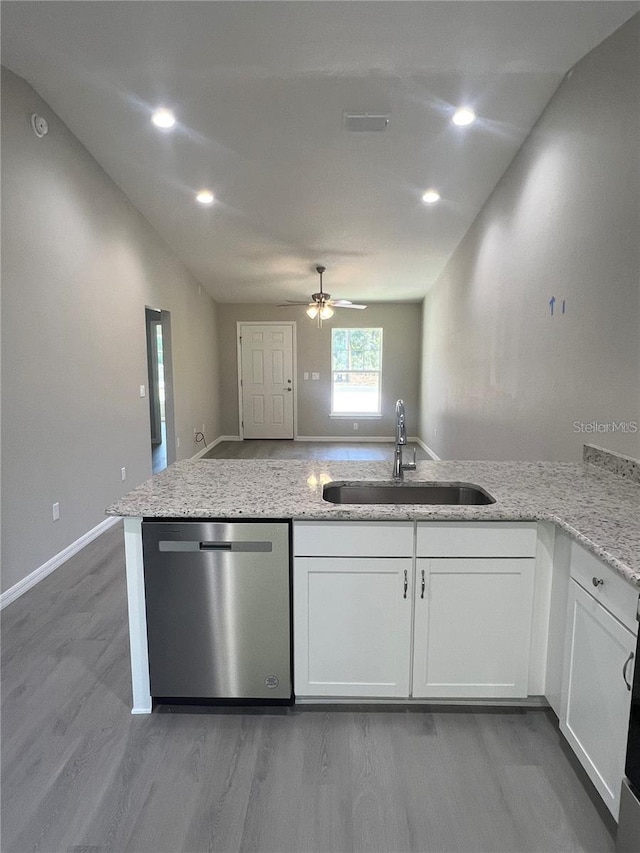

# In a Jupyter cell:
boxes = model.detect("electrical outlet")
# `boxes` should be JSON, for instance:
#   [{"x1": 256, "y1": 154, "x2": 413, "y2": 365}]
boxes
[
  {"x1": 177, "y1": 437, "x2": 181, "y2": 448},
  {"x1": 202, "y1": 423, "x2": 206, "y2": 433},
  {"x1": 194, "y1": 428, "x2": 198, "y2": 439},
  {"x1": 303, "y1": 372, "x2": 309, "y2": 381},
  {"x1": 121, "y1": 467, "x2": 126, "y2": 481},
  {"x1": 312, "y1": 372, "x2": 320, "y2": 381},
  {"x1": 139, "y1": 384, "x2": 146, "y2": 398},
  {"x1": 52, "y1": 502, "x2": 60, "y2": 522},
  {"x1": 353, "y1": 423, "x2": 358, "y2": 431}
]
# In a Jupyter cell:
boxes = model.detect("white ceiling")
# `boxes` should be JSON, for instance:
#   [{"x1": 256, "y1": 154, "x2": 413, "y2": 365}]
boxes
[{"x1": 2, "y1": 1, "x2": 638, "y2": 304}]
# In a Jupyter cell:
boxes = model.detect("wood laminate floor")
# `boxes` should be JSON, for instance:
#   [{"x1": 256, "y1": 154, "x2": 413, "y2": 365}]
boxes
[
  {"x1": 202, "y1": 440, "x2": 432, "y2": 462},
  {"x1": 2, "y1": 521, "x2": 617, "y2": 853}
]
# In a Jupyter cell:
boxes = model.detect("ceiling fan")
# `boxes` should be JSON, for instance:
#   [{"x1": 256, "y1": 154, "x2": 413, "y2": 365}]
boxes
[{"x1": 281, "y1": 266, "x2": 367, "y2": 325}]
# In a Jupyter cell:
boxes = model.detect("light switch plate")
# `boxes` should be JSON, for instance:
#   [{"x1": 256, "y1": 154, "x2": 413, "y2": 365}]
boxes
[
  {"x1": 312, "y1": 372, "x2": 320, "y2": 380},
  {"x1": 139, "y1": 384, "x2": 146, "y2": 398}
]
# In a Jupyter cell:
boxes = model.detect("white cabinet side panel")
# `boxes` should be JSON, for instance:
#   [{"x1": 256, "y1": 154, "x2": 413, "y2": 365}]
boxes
[{"x1": 123, "y1": 517, "x2": 152, "y2": 714}]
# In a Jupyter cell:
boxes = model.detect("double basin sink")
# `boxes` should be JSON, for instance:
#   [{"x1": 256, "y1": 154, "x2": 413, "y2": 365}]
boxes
[{"x1": 322, "y1": 481, "x2": 495, "y2": 506}]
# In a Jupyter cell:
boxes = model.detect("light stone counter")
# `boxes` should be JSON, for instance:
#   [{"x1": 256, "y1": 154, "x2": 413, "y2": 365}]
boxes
[{"x1": 107, "y1": 457, "x2": 640, "y2": 586}]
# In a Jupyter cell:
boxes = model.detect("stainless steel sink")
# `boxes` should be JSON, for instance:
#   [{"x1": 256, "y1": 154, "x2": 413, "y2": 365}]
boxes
[{"x1": 322, "y1": 481, "x2": 496, "y2": 505}]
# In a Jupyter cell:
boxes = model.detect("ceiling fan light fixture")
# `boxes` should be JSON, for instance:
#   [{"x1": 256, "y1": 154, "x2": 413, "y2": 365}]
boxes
[
  {"x1": 320, "y1": 305, "x2": 334, "y2": 320},
  {"x1": 306, "y1": 304, "x2": 319, "y2": 319}
]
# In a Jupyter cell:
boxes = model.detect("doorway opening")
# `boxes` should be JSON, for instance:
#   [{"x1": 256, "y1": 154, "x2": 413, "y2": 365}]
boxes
[{"x1": 146, "y1": 307, "x2": 176, "y2": 473}]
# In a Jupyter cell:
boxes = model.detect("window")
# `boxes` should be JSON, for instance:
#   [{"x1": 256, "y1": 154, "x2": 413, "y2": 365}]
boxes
[{"x1": 331, "y1": 328, "x2": 383, "y2": 415}]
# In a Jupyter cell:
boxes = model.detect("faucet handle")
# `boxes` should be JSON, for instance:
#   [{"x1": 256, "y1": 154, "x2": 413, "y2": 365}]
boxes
[{"x1": 403, "y1": 447, "x2": 417, "y2": 471}]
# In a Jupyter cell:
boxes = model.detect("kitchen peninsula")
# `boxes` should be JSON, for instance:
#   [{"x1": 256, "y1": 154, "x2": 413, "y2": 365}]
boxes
[
  {"x1": 107, "y1": 447, "x2": 640, "y2": 818},
  {"x1": 107, "y1": 448, "x2": 640, "y2": 704}
]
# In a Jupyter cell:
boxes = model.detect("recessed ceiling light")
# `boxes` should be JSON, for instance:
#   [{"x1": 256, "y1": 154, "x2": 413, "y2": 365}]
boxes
[
  {"x1": 452, "y1": 106, "x2": 476, "y2": 127},
  {"x1": 422, "y1": 189, "x2": 440, "y2": 205},
  {"x1": 196, "y1": 190, "x2": 215, "y2": 205},
  {"x1": 151, "y1": 108, "x2": 175, "y2": 129}
]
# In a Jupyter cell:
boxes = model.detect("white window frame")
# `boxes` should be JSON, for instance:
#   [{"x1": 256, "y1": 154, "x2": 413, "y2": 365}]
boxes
[{"x1": 330, "y1": 327, "x2": 383, "y2": 417}]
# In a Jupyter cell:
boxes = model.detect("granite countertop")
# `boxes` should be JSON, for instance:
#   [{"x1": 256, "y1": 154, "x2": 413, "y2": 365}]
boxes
[{"x1": 106, "y1": 457, "x2": 640, "y2": 587}]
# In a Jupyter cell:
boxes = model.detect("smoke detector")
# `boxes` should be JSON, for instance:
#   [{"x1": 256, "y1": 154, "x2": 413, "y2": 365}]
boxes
[{"x1": 31, "y1": 114, "x2": 49, "y2": 138}]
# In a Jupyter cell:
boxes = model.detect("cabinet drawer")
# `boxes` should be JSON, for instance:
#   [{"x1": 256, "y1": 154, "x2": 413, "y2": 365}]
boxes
[
  {"x1": 293, "y1": 521, "x2": 414, "y2": 557},
  {"x1": 416, "y1": 522, "x2": 537, "y2": 558},
  {"x1": 570, "y1": 541, "x2": 638, "y2": 633}
]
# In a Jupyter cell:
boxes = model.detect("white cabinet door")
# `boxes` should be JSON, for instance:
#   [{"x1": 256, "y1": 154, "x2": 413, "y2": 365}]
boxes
[
  {"x1": 294, "y1": 558, "x2": 413, "y2": 697},
  {"x1": 560, "y1": 578, "x2": 636, "y2": 819},
  {"x1": 412, "y1": 558, "x2": 535, "y2": 699}
]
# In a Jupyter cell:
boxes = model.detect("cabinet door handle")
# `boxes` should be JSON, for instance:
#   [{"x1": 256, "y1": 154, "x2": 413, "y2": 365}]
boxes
[
  {"x1": 592, "y1": 577, "x2": 604, "y2": 588},
  {"x1": 403, "y1": 570, "x2": 408, "y2": 599},
  {"x1": 421, "y1": 569, "x2": 425, "y2": 599},
  {"x1": 623, "y1": 651, "x2": 635, "y2": 691}
]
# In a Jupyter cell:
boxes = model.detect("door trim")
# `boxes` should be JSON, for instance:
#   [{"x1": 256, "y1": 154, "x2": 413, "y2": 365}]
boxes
[{"x1": 236, "y1": 321, "x2": 297, "y2": 440}]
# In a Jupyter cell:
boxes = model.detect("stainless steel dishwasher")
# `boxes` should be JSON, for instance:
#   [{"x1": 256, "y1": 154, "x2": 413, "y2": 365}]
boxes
[{"x1": 142, "y1": 520, "x2": 292, "y2": 702}]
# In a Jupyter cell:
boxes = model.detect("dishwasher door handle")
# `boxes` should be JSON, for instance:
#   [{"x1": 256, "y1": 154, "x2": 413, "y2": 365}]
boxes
[{"x1": 159, "y1": 540, "x2": 273, "y2": 553}]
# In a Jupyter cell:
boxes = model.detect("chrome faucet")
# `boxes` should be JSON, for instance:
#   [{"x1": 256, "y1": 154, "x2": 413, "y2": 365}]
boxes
[{"x1": 393, "y1": 399, "x2": 416, "y2": 479}]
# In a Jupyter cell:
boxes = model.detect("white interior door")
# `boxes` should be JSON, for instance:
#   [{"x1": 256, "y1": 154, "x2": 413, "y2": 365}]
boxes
[{"x1": 239, "y1": 324, "x2": 294, "y2": 439}]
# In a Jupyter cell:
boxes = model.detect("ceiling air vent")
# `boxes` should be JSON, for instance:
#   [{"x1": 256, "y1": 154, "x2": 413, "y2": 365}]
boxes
[{"x1": 344, "y1": 113, "x2": 390, "y2": 132}]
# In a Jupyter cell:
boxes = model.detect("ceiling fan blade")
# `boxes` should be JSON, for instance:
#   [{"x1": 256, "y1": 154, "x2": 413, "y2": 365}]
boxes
[
  {"x1": 337, "y1": 303, "x2": 367, "y2": 309},
  {"x1": 279, "y1": 300, "x2": 315, "y2": 305}
]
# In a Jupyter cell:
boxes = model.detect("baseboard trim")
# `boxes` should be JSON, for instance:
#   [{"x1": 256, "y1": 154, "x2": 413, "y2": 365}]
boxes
[
  {"x1": 1, "y1": 516, "x2": 121, "y2": 610},
  {"x1": 415, "y1": 437, "x2": 441, "y2": 461},
  {"x1": 191, "y1": 435, "x2": 241, "y2": 459},
  {"x1": 295, "y1": 696, "x2": 549, "y2": 707},
  {"x1": 296, "y1": 435, "x2": 397, "y2": 443}
]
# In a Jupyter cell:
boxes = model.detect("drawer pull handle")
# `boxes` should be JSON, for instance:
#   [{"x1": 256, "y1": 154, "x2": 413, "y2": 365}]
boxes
[
  {"x1": 592, "y1": 577, "x2": 604, "y2": 588},
  {"x1": 403, "y1": 570, "x2": 408, "y2": 599},
  {"x1": 421, "y1": 569, "x2": 425, "y2": 599},
  {"x1": 623, "y1": 652, "x2": 635, "y2": 691}
]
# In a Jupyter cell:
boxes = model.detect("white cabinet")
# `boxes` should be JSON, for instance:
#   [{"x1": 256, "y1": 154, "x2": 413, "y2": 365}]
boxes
[
  {"x1": 293, "y1": 522, "x2": 414, "y2": 698},
  {"x1": 293, "y1": 521, "x2": 538, "y2": 701},
  {"x1": 413, "y1": 522, "x2": 537, "y2": 700},
  {"x1": 560, "y1": 543, "x2": 638, "y2": 820},
  {"x1": 412, "y1": 557, "x2": 535, "y2": 699},
  {"x1": 293, "y1": 558, "x2": 413, "y2": 697}
]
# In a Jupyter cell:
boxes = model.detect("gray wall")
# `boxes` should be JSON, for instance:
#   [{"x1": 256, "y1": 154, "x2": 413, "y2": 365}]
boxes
[
  {"x1": 419, "y1": 15, "x2": 640, "y2": 462},
  {"x1": 217, "y1": 303, "x2": 422, "y2": 438},
  {"x1": 1, "y1": 68, "x2": 221, "y2": 593}
]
